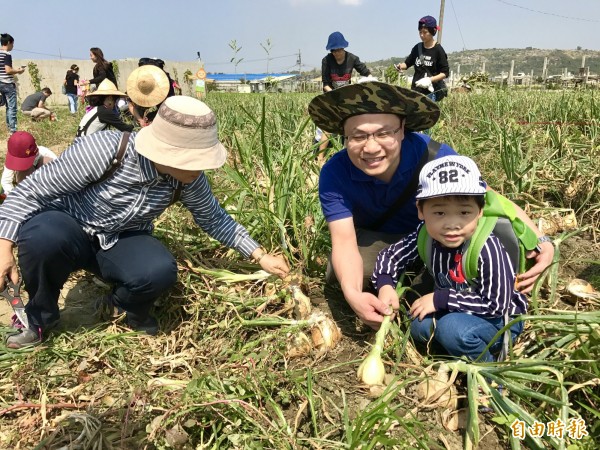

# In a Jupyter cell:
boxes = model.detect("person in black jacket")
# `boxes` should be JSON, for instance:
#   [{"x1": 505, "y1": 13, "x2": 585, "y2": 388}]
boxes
[
  {"x1": 317, "y1": 32, "x2": 371, "y2": 162},
  {"x1": 395, "y1": 16, "x2": 449, "y2": 102},
  {"x1": 85, "y1": 47, "x2": 118, "y2": 89}
]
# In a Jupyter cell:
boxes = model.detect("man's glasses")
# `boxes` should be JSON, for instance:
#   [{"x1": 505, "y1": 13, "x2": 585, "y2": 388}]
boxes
[{"x1": 345, "y1": 127, "x2": 402, "y2": 146}]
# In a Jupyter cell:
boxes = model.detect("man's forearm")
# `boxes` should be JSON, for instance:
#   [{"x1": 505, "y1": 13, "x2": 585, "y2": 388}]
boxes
[{"x1": 332, "y1": 245, "x2": 364, "y2": 297}]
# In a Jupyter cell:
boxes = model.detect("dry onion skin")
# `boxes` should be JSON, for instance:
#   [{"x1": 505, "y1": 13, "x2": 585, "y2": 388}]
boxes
[
  {"x1": 566, "y1": 278, "x2": 600, "y2": 302},
  {"x1": 415, "y1": 364, "x2": 458, "y2": 410},
  {"x1": 286, "y1": 332, "x2": 313, "y2": 358},
  {"x1": 310, "y1": 315, "x2": 341, "y2": 352}
]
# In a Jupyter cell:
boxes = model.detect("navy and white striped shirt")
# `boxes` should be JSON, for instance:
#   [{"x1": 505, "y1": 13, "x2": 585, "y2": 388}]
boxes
[
  {"x1": 0, "y1": 50, "x2": 15, "y2": 83},
  {"x1": 372, "y1": 223, "x2": 528, "y2": 318},
  {"x1": 0, "y1": 131, "x2": 260, "y2": 258}
]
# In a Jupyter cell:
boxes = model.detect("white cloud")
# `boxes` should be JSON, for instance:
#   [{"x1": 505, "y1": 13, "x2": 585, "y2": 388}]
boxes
[{"x1": 339, "y1": 0, "x2": 363, "y2": 5}]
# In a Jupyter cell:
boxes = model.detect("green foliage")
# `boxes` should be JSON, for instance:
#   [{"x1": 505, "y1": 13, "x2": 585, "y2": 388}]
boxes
[
  {"x1": 384, "y1": 64, "x2": 399, "y2": 84},
  {"x1": 205, "y1": 93, "x2": 328, "y2": 274},
  {"x1": 27, "y1": 61, "x2": 42, "y2": 91},
  {"x1": 229, "y1": 39, "x2": 244, "y2": 73},
  {"x1": 371, "y1": 48, "x2": 600, "y2": 78},
  {"x1": 111, "y1": 60, "x2": 119, "y2": 82}
]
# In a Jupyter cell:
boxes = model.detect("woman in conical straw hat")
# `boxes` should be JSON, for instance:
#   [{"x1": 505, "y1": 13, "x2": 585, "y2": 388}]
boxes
[{"x1": 77, "y1": 79, "x2": 133, "y2": 137}]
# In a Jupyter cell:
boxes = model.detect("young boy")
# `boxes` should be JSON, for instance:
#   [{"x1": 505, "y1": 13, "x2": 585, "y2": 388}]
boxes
[{"x1": 372, "y1": 155, "x2": 526, "y2": 362}]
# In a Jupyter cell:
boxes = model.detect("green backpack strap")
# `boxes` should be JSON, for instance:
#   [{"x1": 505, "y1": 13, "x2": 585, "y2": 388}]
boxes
[
  {"x1": 482, "y1": 191, "x2": 538, "y2": 274},
  {"x1": 417, "y1": 225, "x2": 433, "y2": 276},
  {"x1": 463, "y1": 191, "x2": 539, "y2": 282},
  {"x1": 463, "y1": 216, "x2": 498, "y2": 284}
]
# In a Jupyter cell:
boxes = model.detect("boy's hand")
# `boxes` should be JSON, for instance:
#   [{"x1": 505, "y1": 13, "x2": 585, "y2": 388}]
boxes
[
  {"x1": 378, "y1": 284, "x2": 400, "y2": 314},
  {"x1": 409, "y1": 293, "x2": 436, "y2": 321}
]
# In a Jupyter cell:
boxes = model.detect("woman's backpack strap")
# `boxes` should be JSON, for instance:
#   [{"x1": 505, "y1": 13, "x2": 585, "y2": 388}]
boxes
[{"x1": 94, "y1": 132, "x2": 130, "y2": 184}]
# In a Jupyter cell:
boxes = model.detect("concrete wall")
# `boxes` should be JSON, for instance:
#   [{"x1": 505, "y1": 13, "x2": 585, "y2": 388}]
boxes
[{"x1": 11, "y1": 59, "x2": 202, "y2": 106}]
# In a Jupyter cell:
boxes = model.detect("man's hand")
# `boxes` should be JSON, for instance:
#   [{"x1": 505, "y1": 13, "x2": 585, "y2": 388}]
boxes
[
  {"x1": 517, "y1": 241, "x2": 555, "y2": 293},
  {"x1": 259, "y1": 253, "x2": 289, "y2": 279},
  {"x1": 345, "y1": 289, "x2": 395, "y2": 330},
  {"x1": 409, "y1": 293, "x2": 436, "y2": 321},
  {"x1": 0, "y1": 239, "x2": 18, "y2": 291}
]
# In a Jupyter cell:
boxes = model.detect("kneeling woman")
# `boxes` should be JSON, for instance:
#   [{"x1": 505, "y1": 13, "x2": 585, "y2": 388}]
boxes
[{"x1": 77, "y1": 79, "x2": 134, "y2": 137}]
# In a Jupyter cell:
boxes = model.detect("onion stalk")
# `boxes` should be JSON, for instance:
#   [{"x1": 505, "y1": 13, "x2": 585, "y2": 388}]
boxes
[
  {"x1": 357, "y1": 315, "x2": 392, "y2": 386},
  {"x1": 241, "y1": 312, "x2": 341, "y2": 353},
  {"x1": 185, "y1": 260, "x2": 272, "y2": 284}
]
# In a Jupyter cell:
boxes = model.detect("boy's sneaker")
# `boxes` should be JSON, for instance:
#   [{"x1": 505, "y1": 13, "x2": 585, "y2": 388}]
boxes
[
  {"x1": 126, "y1": 314, "x2": 159, "y2": 336},
  {"x1": 5, "y1": 326, "x2": 42, "y2": 349}
]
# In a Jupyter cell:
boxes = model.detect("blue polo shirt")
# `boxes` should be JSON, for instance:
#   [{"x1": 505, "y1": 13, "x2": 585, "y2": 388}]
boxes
[{"x1": 319, "y1": 133, "x2": 457, "y2": 234}]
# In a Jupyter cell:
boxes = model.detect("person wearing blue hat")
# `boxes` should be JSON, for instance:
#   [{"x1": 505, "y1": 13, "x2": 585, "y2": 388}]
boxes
[
  {"x1": 395, "y1": 16, "x2": 449, "y2": 102},
  {"x1": 317, "y1": 32, "x2": 372, "y2": 162}
]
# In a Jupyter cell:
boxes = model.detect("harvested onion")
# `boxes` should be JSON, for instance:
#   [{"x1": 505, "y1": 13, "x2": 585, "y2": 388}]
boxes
[
  {"x1": 357, "y1": 315, "x2": 391, "y2": 386},
  {"x1": 286, "y1": 332, "x2": 312, "y2": 358},
  {"x1": 566, "y1": 278, "x2": 600, "y2": 302},
  {"x1": 283, "y1": 274, "x2": 312, "y2": 320},
  {"x1": 310, "y1": 315, "x2": 341, "y2": 352}
]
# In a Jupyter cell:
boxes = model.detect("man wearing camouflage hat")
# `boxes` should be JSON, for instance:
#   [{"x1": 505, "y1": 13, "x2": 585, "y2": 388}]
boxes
[{"x1": 308, "y1": 81, "x2": 554, "y2": 329}]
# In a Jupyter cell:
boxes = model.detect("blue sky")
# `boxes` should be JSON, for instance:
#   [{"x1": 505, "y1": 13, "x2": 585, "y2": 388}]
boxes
[{"x1": 3, "y1": 0, "x2": 599, "y2": 73}]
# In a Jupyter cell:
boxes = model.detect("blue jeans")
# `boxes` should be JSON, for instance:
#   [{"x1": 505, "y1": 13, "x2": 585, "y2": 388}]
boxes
[
  {"x1": 66, "y1": 93, "x2": 78, "y2": 113},
  {"x1": 0, "y1": 82, "x2": 18, "y2": 132},
  {"x1": 410, "y1": 311, "x2": 524, "y2": 362},
  {"x1": 17, "y1": 210, "x2": 178, "y2": 328}
]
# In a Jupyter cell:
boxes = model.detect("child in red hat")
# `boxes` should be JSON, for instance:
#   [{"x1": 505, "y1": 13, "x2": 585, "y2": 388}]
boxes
[{"x1": 1, "y1": 131, "x2": 57, "y2": 194}]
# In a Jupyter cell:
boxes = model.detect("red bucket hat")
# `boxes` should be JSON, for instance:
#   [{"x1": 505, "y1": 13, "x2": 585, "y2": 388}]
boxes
[{"x1": 6, "y1": 131, "x2": 39, "y2": 171}]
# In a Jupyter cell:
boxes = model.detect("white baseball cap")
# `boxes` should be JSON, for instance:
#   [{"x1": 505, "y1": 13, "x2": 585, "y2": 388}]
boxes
[{"x1": 416, "y1": 155, "x2": 487, "y2": 199}]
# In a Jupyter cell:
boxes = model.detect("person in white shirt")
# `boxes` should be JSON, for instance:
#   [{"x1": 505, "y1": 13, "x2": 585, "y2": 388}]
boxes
[{"x1": 1, "y1": 131, "x2": 57, "y2": 194}]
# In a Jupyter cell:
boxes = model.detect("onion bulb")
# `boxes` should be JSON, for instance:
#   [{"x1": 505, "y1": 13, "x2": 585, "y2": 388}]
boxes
[
  {"x1": 286, "y1": 332, "x2": 312, "y2": 358},
  {"x1": 310, "y1": 315, "x2": 341, "y2": 352},
  {"x1": 357, "y1": 315, "x2": 392, "y2": 386},
  {"x1": 283, "y1": 274, "x2": 312, "y2": 320},
  {"x1": 357, "y1": 347, "x2": 386, "y2": 385}
]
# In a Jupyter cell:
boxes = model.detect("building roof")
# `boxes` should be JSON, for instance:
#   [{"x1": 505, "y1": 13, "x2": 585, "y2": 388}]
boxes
[{"x1": 207, "y1": 73, "x2": 298, "y2": 82}]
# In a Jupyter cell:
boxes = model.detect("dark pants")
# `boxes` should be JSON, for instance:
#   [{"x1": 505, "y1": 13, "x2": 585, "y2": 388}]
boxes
[
  {"x1": 325, "y1": 227, "x2": 433, "y2": 299},
  {"x1": 18, "y1": 210, "x2": 178, "y2": 328},
  {"x1": 326, "y1": 228, "x2": 405, "y2": 288}
]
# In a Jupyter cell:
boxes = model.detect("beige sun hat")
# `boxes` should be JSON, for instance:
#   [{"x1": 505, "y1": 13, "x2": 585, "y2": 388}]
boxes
[
  {"x1": 134, "y1": 96, "x2": 227, "y2": 170},
  {"x1": 127, "y1": 65, "x2": 170, "y2": 108},
  {"x1": 87, "y1": 79, "x2": 126, "y2": 97}
]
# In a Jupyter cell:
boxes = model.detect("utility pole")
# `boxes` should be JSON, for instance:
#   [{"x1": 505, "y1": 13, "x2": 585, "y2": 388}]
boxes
[
  {"x1": 438, "y1": 0, "x2": 446, "y2": 44},
  {"x1": 297, "y1": 49, "x2": 302, "y2": 75}
]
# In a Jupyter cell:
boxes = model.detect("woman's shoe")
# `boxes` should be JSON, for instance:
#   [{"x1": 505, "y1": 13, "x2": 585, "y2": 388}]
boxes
[{"x1": 5, "y1": 326, "x2": 42, "y2": 349}]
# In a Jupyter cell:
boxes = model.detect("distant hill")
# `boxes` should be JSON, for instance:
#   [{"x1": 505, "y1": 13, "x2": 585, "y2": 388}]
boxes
[{"x1": 368, "y1": 48, "x2": 600, "y2": 78}]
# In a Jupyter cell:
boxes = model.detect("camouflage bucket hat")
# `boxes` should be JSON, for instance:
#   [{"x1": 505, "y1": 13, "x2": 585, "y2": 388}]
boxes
[{"x1": 308, "y1": 81, "x2": 440, "y2": 134}]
